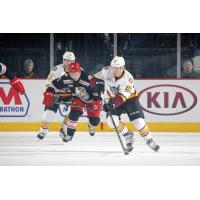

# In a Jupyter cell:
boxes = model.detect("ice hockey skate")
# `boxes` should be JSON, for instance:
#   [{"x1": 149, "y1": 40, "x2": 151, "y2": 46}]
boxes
[
  {"x1": 146, "y1": 138, "x2": 160, "y2": 152},
  {"x1": 88, "y1": 124, "x2": 95, "y2": 136},
  {"x1": 123, "y1": 131, "x2": 135, "y2": 152},
  {"x1": 59, "y1": 128, "x2": 72, "y2": 142},
  {"x1": 37, "y1": 132, "x2": 46, "y2": 140}
]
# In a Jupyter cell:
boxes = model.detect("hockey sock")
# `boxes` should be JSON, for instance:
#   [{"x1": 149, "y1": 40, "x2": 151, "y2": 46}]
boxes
[
  {"x1": 117, "y1": 122, "x2": 129, "y2": 135},
  {"x1": 40, "y1": 121, "x2": 50, "y2": 134},
  {"x1": 88, "y1": 117, "x2": 100, "y2": 127},
  {"x1": 63, "y1": 116, "x2": 78, "y2": 137},
  {"x1": 132, "y1": 118, "x2": 152, "y2": 141},
  {"x1": 107, "y1": 115, "x2": 129, "y2": 135}
]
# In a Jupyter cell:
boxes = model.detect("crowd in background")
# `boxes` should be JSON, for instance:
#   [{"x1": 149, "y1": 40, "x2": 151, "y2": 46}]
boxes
[{"x1": 0, "y1": 33, "x2": 200, "y2": 79}]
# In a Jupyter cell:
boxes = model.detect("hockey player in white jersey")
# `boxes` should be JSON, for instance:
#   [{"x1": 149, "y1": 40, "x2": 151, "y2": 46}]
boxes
[
  {"x1": 95, "y1": 56, "x2": 160, "y2": 152},
  {"x1": 37, "y1": 51, "x2": 75, "y2": 140}
]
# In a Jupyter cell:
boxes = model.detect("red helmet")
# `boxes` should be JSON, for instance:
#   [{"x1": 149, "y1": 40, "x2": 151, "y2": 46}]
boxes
[{"x1": 68, "y1": 62, "x2": 81, "y2": 73}]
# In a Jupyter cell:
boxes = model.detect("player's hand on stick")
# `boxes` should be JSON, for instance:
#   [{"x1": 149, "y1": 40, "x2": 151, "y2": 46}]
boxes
[{"x1": 103, "y1": 102, "x2": 115, "y2": 112}]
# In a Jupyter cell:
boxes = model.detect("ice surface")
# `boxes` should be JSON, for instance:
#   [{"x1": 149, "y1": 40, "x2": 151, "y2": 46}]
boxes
[{"x1": 0, "y1": 132, "x2": 200, "y2": 166}]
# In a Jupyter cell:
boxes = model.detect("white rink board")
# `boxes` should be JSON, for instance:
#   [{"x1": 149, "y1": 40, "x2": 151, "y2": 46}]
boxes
[
  {"x1": 135, "y1": 79, "x2": 200, "y2": 122},
  {"x1": 0, "y1": 79, "x2": 199, "y2": 123}
]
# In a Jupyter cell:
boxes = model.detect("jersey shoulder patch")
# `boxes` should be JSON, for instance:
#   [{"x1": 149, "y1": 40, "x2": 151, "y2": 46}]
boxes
[{"x1": 129, "y1": 78, "x2": 134, "y2": 83}]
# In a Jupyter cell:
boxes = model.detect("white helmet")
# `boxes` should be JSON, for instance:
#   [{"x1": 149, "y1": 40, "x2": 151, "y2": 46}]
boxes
[
  {"x1": 0, "y1": 62, "x2": 7, "y2": 76},
  {"x1": 111, "y1": 56, "x2": 125, "y2": 68},
  {"x1": 63, "y1": 51, "x2": 75, "y2": 61}
]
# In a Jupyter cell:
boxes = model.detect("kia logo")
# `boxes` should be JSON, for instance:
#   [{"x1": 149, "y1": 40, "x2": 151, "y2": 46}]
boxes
[{"x1": 139, "y1": 84, "x2": 197, "y2": 115}]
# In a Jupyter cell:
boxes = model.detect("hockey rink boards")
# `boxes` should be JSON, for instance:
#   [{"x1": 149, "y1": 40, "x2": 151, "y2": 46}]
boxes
[{"x1": 1, "y1": 79, "x2": 200, "y2": 165}]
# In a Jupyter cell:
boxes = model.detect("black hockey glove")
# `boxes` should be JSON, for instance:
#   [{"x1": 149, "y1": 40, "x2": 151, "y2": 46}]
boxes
[
  {"x1": 90, "y1": 77, "x2": 105, "y2": 92},
  {"x1": 95, "y1": 78, "x2": 105, "y2": 92},
  {"x1": 103, "y1": 102, "x2": 115, "y2": 112}
]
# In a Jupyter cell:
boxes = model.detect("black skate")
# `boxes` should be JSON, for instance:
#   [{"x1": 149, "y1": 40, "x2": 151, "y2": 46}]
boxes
[
  {"x1": 88, "y1": 124, "x2": 95, "y2": 136},
  {"x1": 37, "y1": 132, "x2": 46, "y2": 140},
  {"x1": 59, "y1": 128, "x2": 72, "y2": 142},
  {"x1": 123, "y1": 131, "x2": 135, "y2": 152},
  {"x1": 146, "y1": 138, "x2": 160, "y2": 152}
]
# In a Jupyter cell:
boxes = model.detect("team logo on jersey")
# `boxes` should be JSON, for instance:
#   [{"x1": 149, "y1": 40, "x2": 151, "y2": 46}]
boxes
[
  {"x1": 109, "y1": 86, "x2": 119, "y2": 95},
  {"x1": 0, "y1": 82, "x2": 30, "y2": 117},
  {"x1": 75, "y1": 87, "x2": 89, "y2": 101},
  {"x1": 139, "y1": 84, "x2": 197, "y2": 115},
  {"x1": 129, "y1": 78, "x2": 133, "y2": 83},
  {"x1": 125, "y1": 86, "x2": 132, "y2": 93}
]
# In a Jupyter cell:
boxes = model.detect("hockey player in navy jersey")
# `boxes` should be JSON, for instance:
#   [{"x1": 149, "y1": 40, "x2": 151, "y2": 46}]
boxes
[{"x1": 51, "y1": 62, "x2": 104, "y2": 142}]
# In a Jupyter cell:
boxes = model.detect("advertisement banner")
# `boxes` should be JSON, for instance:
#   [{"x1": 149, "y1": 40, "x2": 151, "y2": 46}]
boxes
[{"x1": 0, "y1": 79, "x2": 199, "y2": 131}]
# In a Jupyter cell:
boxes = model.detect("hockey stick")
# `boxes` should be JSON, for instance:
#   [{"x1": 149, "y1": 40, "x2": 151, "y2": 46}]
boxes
[
  {"x1": 107, "y1": 110, "x2": 129, "y2": 155},
  {"x1": 53, "y1": 101, "x2": 97, "y2": 110}
]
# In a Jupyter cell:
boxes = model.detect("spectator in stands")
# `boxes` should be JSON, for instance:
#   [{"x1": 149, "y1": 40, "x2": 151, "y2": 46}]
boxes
[
  {"x1": 165, "y1": 60, "x2": 200, "y2": 78},
  {"x1": 181, "y1": 60, "x2": 200, "y2": 78},
  {"x1": 192, "y1": 49, "x2": 200, "y2": 73},
  {"x1": 22, "y1": 59, "x2": 39, "y2": 78}
]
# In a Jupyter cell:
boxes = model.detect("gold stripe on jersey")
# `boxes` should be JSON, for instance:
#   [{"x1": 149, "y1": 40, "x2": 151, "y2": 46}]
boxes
[
  {"x1": 44, "y1": 85, "x2": 72, "y2": 97},
  {"x1": 128, "y1": 92, "x2": 139, "y2": 99},
  {"x1": 117, "y1": 93, "x2": 127, "y2": 102},
  {"x1": 138, "y1": 124, "x2": 150, "y2": 137},
  {"x1": 116, "y1": 122, "x2": 126, "y2": 133},
  {"x1": 40, "y1": 121, "x2": 50, "y2": 130},
  {"x1": 58, "y1": 92, "x2": 72, "y2": 97},
  {"x1": 108, "y1": 92, "x2": 138, "y2": 101}
]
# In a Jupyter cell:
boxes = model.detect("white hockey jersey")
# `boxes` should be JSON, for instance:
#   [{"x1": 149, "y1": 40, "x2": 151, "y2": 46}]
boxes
[
  {"x1": 46, "y1": 64, "x2": 68, "y2": 93},
  {"x1": 95, "y1": 66, "x2": 138, "y2": 101}
]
